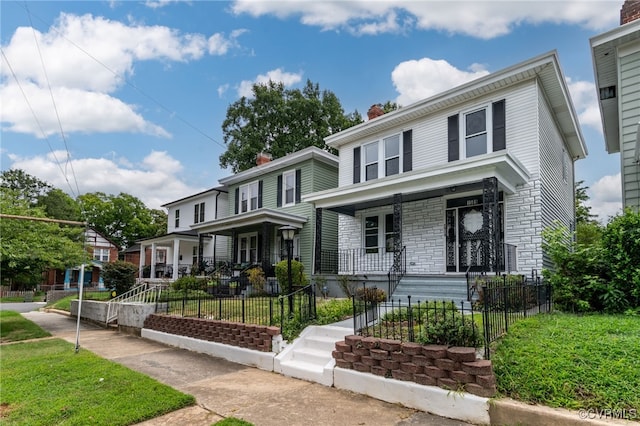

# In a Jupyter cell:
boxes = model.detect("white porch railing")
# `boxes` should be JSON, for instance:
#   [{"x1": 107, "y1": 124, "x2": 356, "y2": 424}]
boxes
[{"x1": 105, "y1": 282, "x2": 168, "y2": 324}]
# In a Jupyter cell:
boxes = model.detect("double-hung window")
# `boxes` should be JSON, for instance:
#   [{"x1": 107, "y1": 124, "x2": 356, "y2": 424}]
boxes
[
  {"x1": 93, "y1": 248, "x2": 109, "y2": 262},
  {"x1": 174, "y1": 209, "x2": 180, "y2": 228},
  {"x1": 239, "y1": 181, "x2": 260, "y2": 213},
  {"x1": 353, "y1": 130, "x2": 412, "y2": 184},
  {"x1": 283, "y1": 170, "x2": 296, "y2": 206},
  {"x1": 364, "y1": 142, "x2": 379, "y2": 181},
  {"x1": 384, "y1": 134, "x2": 400, "y2": 176},
  {"x1": 364, "y1": 213, "x2": 396, "y2": 253},
  {"x1": 194, "y1": 202, "x2": 205, "y2": 224},
  {"x1": 448, "y1": 100, "x2": 505, "y2": 162}
]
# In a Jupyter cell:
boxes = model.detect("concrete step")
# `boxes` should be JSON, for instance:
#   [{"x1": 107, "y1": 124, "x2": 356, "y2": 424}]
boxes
[
  {"x1": 292, "y1": 346, "x2": 333, "y2": 365},
  {"x1": 304, "y1": 335, "x2": 342, "y2": 352}
]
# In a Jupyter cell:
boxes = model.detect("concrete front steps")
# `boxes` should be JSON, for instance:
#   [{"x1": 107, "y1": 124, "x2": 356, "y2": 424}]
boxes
[
  {"x1": 391, "y1": 275, "x2": 473, "y2": 309},
  {"x1": 274, "y1": 325, "x2": 352, "y2": 386}
]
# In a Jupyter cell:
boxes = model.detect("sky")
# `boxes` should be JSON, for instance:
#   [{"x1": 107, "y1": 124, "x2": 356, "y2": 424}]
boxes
[{"x1": 0, "y1": 0, "x2": 627, "y2": 221}]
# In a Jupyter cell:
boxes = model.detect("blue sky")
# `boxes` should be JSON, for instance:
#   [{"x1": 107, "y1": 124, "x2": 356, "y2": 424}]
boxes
[{"x1": 0, "y1": 0, "x2": 626, "y2": 220}]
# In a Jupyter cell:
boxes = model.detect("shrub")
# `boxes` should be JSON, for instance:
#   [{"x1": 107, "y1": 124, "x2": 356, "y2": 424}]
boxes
[
  {"x1": 247, "y1": 266, "x2": 267, "y2": 295},
  {"x1": 417, "y1": 308, "x2": 480, "y2": 347},
  {"x1": 355, "y1": 287, "x2": 386, "y2": 303},
  {"x1": 102, "y1": 261, "x2": 137, "y2": 295},
  {"x1": 337, "y1": 274, "x2": 357, "y2": 298},
  {"x1": 172, "y1": 275, "x2": 207, "y2": 292},
  {"x1": 275, "y1": 259, "x2": 308, "y2": 294}
]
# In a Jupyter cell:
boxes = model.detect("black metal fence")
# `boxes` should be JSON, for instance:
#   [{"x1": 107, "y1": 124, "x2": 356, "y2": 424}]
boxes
[
  {"x1": 352, "y1": 277, "x2": 552, "y2": 359},
  {"x1": 155, "y1": 284, "x2": 317, "y2": 332}
]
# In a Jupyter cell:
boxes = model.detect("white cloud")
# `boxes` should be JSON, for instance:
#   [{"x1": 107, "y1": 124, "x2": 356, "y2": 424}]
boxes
[
  {"x1": 208, "y1": 29, "x2": 247, "y2": 55},
  {"x1": 6, "y1": 150, "x2": 202, "y2": 210},
  {"x1": 231, "y1": 1, "x2": 618, "y2": 38},
  {"x1": 566, "y1": 78, "x2": 603, "y2": 133},
  {"x1": 237, "y1": 68, "x2": 303, "y2": 98},
  {"x1": 587, "y1": 173, "x2": 623, "y2": 222},
  {"x1": 217, "y1": 84, "x2": 230, "y2": 98},
  {"x1": 0, "y1": 13, "x2": 212, "y2": 138},
  {"x1": 391, "y1": 58, "x2": 489, "y2": 106},
  {"x1": 144, "y1": 0, "x2": 191, "y2": 9}
]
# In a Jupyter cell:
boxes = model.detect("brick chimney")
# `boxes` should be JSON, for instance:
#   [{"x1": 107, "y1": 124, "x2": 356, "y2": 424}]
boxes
[
  {"x1": 367, "y1": 104, "x2": 384, "y2": 120},
  {"x1": 621, "y1": 0, "x2": 640, "y2": 24},
  {"x1": 256, "y1": 152, "x2": 272, "y2": 166}
]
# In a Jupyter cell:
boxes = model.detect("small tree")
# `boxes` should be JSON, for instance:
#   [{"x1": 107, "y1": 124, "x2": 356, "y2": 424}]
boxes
[
  {"x1": 275, "y1": 259, "x2": 308, "y2": 293},
  {"x1": 102, "y1": 261, "x2": 137, "y2": 295}
]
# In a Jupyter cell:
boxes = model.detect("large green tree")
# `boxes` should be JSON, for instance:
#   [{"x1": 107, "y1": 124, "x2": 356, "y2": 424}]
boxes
[
  {"x1": 0, "y1": 169, "x2": 52, "y2": 205},
  {"x1": 0, "y1": 187, "x2": 87, "y2": 289},
  {"x1": 220, "y1": 80, "x2": 363, "y2": 173},
  {"x1": 77, "y1": 192, "x2": 166, "y2": 249}
]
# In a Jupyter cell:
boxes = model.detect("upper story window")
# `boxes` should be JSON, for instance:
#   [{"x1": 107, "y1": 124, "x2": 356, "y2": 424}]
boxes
[
  {"x1": 449, "y1": 99, "x2": 505, "y2": 162},
  {"x1": 283, "y1": 170, "x2": 296, "y2": 206},
  {"x1": 353, "y1": 130, "x2": 412, "y2": 184},
  {"x1": 93, "y1": 248, "x2": 110, "y2": 262},
  {"x1": 277, "y1": 170, "x2": 301, "y2": 207},
  {"x1": 194, "y1": 202, "x2": 205, "y2": 224},
  {"x1": 175, "y1": 209, "x2": 180, "y2": 228},
  {"x1": 236, "y1": 180, "x2": 263, "y2": 214}
]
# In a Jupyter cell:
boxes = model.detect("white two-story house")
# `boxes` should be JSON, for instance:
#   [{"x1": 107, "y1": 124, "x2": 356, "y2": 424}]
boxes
[
  {"x1": 305, "y1": 51, "x2": 587, "y2": 298},
  {"x1": 137, "y1": 187, "x2": 229, "y2": 281}
]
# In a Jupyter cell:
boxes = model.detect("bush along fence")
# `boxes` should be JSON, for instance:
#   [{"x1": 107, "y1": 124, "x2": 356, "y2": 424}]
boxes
[
  {"x1": 351, "y1": 275, "x2": 552, "y2": 359},
  {"x1": 154, "y1": 284, "x2": 317, "y2": 337}
]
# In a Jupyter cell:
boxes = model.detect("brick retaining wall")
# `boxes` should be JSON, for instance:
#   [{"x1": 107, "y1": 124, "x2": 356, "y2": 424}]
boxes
[
  {"x1": 333, "y1": 335, "x2": 496, "y2": 398},
  {"x1": 143, "y1": 314, "x2": 280, "y2": 353}
]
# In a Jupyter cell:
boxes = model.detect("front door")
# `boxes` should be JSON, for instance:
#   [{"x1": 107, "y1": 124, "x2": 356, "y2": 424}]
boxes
[{"x1": 445, "y1": 195, "x2": 503, "y2": 273}]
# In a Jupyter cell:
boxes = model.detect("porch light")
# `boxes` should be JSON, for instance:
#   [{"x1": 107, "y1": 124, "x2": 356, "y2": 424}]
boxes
[{"x1": 280, "y1": 225, "x2": 296, "y2": 242}]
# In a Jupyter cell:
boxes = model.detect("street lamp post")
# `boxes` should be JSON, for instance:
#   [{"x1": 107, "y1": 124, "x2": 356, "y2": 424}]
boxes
[{"x1": 280, "y1": 225, "x2": 296, "y2": 314}]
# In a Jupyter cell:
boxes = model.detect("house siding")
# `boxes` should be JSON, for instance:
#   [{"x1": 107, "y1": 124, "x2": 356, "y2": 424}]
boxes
[
  {"x1": 338, "y1": 82, "x2": 541, "y2": 189},
  {"x1": 620, "y1": 50, "x2": 640, "y2": 210},
  {"x1": 538, "y1": 85, "x2": 574, "y2": 271}
]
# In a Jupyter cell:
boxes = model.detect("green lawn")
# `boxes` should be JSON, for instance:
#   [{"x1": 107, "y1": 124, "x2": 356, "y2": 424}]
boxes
[
  {"x1": 1, "y1": 338, "x2": 195, "y2": 425},
  {"x1": 46, "y1": 291, "x2": 112, "y2": 311},
  {"x1": 0, "y1": 311, "x2": 51, "y2": 342},
  {"x1": 492, "y1": 313, "x2": 640, "y2": 415}
]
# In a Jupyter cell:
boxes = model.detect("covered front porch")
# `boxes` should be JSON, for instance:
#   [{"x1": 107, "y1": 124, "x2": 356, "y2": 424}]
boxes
[
  {"x1": 305, "y1": 151, "x2": 530, "y2": 279},
  {"x1": 191, "y1": 209, "x2": 308, "y2": 278}
]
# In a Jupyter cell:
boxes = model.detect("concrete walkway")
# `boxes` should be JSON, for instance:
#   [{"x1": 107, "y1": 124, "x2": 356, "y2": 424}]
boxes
[{"x1": 20, "y1": 311, "x2": 471, "y2": 426}]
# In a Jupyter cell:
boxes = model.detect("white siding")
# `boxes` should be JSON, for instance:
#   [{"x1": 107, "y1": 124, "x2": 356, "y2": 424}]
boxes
[
  {"x1": 538, "y1": 85, "x2": 574, "y2": 270},
  {"x1": 620, "y1": 50, "x2": 640, "y2": 210},
  {"x1": 338, "y1": 80, "x2": 541, "y2": 187},
  {"x1": 166, "y1": 191, "x2": 228, "y2": 233}
]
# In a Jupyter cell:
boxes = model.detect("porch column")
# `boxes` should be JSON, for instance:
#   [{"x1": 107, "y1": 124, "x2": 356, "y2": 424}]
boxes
[
  {"x1": 231, "y1": 230, "x2": 238, "y2": 264},
  {"x1": 314, "y1": 208, "x2": 322, "y2": 274},
  {"x1": 261, "y1": 222, "x2": 271, "y2": 274},
  {"x1": 150, "y1": 243, "x2": 157, "y2": 278},
  {"x1": 482, "y1": 177, "x2": 500, "y2": 272},
  {"x1": 138, "y1": 244, "x2": 145, "y2": 279},
  {"x1": 198, "y1": 234, "x2": 205, "y2": 268},
  {"x1": 172, "y1": 239, "x2": 180, "y2": 280},
  {"x1": 392, "y1": 193, "x2": 403, "y2": 252},
  {"x1": 63, "y1": 269, "x2": 71, "y2": 289}
]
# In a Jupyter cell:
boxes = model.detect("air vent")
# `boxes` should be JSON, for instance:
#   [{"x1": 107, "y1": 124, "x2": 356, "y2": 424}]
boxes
[{"x1": 599, "y1": 86, "x2": 616, "y2": 100}]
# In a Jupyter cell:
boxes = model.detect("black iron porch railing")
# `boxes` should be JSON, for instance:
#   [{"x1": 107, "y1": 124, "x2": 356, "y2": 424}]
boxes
[
  {"x1": 387, "y1": 246, "x2": 406, "y2": 298},
  {"x1": 318, "y1": 247, "x2": 398, "y2": 274}
]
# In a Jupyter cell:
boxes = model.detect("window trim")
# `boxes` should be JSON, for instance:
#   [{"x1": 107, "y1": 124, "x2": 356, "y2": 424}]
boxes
[
  {"x1": 194, "y1": 202, "x2": 205, "y2": 224},
  {"x1": 93, "y1": 248, "x2": 110, "y2": 262},
  {"x1": 282, "y1": 169, "x2": 296, "y2": 207},
  {"x1": 175, "y1": 209, "x2": 180, "y2": 228},
  {"x1": 460, "y1": 103, "x2": 493, "y2": 159}
]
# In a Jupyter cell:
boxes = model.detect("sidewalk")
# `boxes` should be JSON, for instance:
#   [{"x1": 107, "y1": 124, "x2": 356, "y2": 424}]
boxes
[{"x1": 21, "y1": 311, "x2": 471, "y2": 426}]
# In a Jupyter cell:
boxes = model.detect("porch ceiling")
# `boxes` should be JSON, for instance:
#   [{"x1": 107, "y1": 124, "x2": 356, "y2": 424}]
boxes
[
  {"x1": 304, "y1": 151, "x2": 530, "y2": 215},
  {"x1": 138, "y1": 230, "x2": 203, "y2": 247},
  {"x1": 191, "y1": 208, "x2": 307, "y2": 236}
]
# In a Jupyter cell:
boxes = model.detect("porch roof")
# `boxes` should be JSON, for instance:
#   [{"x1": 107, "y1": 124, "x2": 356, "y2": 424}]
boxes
[
  {"x1": 138, "y1": 230, "x2": 204, "y2": 247},
  {"x1": 190, "y1": 208, "x2": 307, "y2": 235},
  {"x1": 303, "y1": 151, "x2": 530, "y2": 215}
]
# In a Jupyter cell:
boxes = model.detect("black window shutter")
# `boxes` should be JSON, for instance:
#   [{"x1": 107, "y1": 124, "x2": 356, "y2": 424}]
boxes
[
  {"x1": 276, "y1": 175, "x2": 282, "y2": 207},
  {"x1": 234, "y1": 188, "x2": 239, "y2": 214},
  {"x1": 492, "y1": 99, "x2": 506, "y2": 152},
  {"x1": 448, "y1": 115, "x2": 459, "y2": 162},
  {"x1": 258, "y1": 180, "x2": 263, "y2": 208},
  {"x1": 353, "y1": 146, "x2": 361, "y2": 183},
  {"x1": 295, "y1": 169, "x2": 301, "y2": 204},
  {"x1": 402, "y1": 129, "x2": 413, "y2": 172}
]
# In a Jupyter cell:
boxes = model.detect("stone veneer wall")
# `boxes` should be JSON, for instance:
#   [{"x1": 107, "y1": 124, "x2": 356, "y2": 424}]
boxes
[
  {"x1": 143, "y1": 314, "x2": 280, "y2": 353},
  {"x1": 333, "y1": 335, "x2": 496, "y2": 398}
]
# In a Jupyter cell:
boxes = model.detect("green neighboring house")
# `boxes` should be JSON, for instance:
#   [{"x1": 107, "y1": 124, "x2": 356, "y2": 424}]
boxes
[{"x1": 192, "y1": 146, "x2": 339, "y2": 280}]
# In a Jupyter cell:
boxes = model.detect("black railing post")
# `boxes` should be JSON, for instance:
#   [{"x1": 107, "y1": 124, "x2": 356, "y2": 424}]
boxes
[
  {"x1": 242, "y1": 297, "x2": 245, "y2": 323},
  {"x1": 503, "y1": 284, "x2": 509, "y2": 332},
  {"x1": 483, "y1": 285, "x2": 491, "y2": 359},
  {"x1": 198, "y1": 296, "x2": 202, "y2": 318}
]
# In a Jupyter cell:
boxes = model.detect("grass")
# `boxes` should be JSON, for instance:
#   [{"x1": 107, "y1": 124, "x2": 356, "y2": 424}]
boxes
[
  {"x1": 46, "y1": 291, "x2": 112, "y2": 311},
  {"x1": 0, "y1": 311, "x2": 51, "y2": 342},
  {"x1": 215, "y1": 418, "x2": 254, "y2": 425},
  {"x1": 492, "y1": 312, "x2": 640, "y2": 415},
  {"x1": 0, "y1": 338, "x2": 195, "y2": 425}
]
